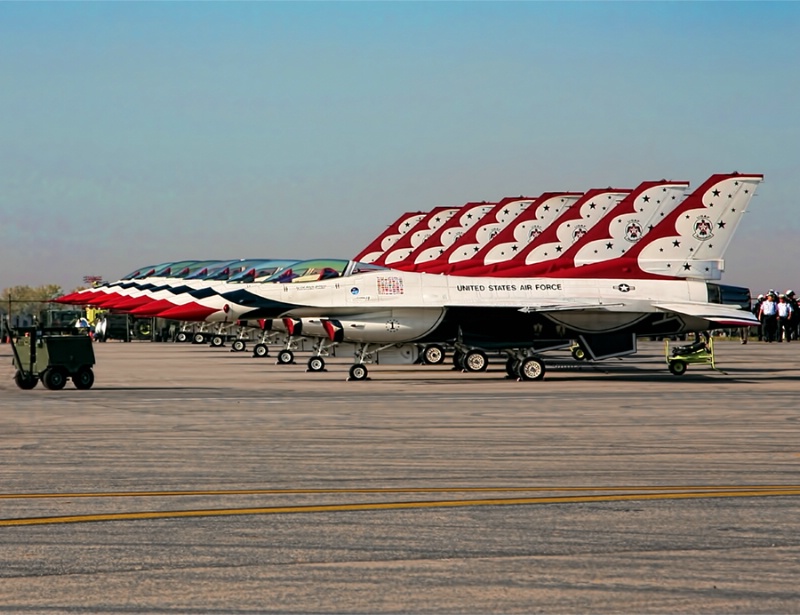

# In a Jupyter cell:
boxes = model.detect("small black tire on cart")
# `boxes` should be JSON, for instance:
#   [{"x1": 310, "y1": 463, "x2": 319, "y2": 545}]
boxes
[
  {"x1": 517, "y1": 357, "x2": 546, "y2": 381},
  {"x1": 307, "y1": 356, "x2": 326, "y2": 372},
  {"x1": 14, "y1": 371, "x2": 38, "y2": 390},
  {"x1": 668, "y1": 360, "x2": 687, "y2": 376},
  {"x1": 277, "y1": 349, "x2": 294, "y2": 364},
  {"x1": 253, "y1": 343, "x2": 269, "y2": 358},
  {"x1": 422, "y1": 344, "x2": 445, "y2": 365},
  {"x1": 571, "y1": 346, "x2": 587, "y2": 361},
  {"x1": 73, "y1": 367, "x2": 95, "y2": 390},
  {"x1": 348, "y1": 364, "x2": 369, "y2": 381},
  {"x1": 42, "y1": 367, "x2": 68, "y2": 391},
  {"x1": 231, "y1": 339, "x2": 246, "y2": 352}
]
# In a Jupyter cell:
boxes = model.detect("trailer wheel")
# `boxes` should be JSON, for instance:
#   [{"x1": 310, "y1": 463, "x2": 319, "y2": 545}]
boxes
[
  {"x1": 73, "y1": 367, "x2": 95, "y2": 390},
  {"x1": 14, "y1": 371, "x2": 38, "y2": 390},
  {"x1": 668, "y1": 360, "x2": 687, "y2": 376},
  {"x1": 42, "y1": 367, "x2": 68, "y2": 390}
]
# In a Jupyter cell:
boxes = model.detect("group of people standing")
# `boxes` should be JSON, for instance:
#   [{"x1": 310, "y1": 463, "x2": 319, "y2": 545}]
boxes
[{"x1": 751, "y1": 290, "x2": 797, "y2": 343}]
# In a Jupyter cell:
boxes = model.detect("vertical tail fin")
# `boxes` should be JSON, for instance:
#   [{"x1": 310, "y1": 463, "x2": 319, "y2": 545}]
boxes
[{"x1": 559, "y1": 173, "x2": 763, "y2": 279}]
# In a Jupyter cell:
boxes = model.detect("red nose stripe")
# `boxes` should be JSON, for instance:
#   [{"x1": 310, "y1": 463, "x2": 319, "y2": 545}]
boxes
[
  {"x1": 159, "y1": 303, "x2": 220, "y2": 321},
  {"x1": 131, "y1": 299, "x2": 177, "y2": 316}
]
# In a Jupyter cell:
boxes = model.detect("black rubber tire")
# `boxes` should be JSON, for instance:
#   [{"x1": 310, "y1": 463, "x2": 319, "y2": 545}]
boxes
[
  {"x1": 14, "y1": 371, "x2": 38, "y2": 390},
  {"x1": 463, "y1": 349, "x2": 488, "y2": 372},
  {"x1": 571, "y1": 346, "x2": 586, "y2": 361},
  {"x1": 42, "y1": 367, "x2": 68, "y2": 391},
  {"x1": 668, "y1": 360, "x2": 687, "y2": 376},
  {"x1": 307, "y1": 356, "x2": 326, "y2": 372},
  {"x1": 231, "y1": 340, "x2": 246, "y2": 352},
  {"x1": 517, "y1": 357, "x2": 546, "y2": 381},
  {"x1": 277, "y1": 350, "x2": 294, "y2": 364},
  {"x1": 422, "y1": 344, "x2": 445, "y2": 365},
  {"x1": 451, "y1": 350, "x2": 463, "y2": 370},
  {"x1": 253, "y1": 343, "x2": 269, "y2": 358},
  {"x1": 348, "y1": 364, "x2": 368, "y2": 381},
  {"x1": 192, "y1": 333, "x2": 205, "y2": 344},
  {"x1": 505, "y1": 358, "x2": 518, "y2": 378},
  {"x1": 210, "y1": 335, "x2": 225, "y2": 348},
  {"x1": 175, "y1": 331, "x2": 188, "y2": 343},
  {"x1": 73, "y1": 367, "x2": 95, "y2": 390}
]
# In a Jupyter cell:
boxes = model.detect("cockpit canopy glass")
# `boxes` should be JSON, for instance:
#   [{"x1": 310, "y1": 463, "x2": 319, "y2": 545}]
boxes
[
  {"x1": 227, "y1": 260, "x2": 299, "y2": 283},
  {"x1": 262, "y1": 259, "x2": 387, "y2": 283}
]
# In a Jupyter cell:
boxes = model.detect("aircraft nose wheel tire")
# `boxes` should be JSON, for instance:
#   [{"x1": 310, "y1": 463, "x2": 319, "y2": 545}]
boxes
[
  {"x1": 192, "y1": 333, "x2": 206, "y2": 344},
  {"x1": 210, "y1": 335, "x2": 225, "y2": 348},
  {"x1": 307, "y1": 356, "x2": 326, "y2": 372},
  {"x1": 463, "y1": 349, "x2": 488, "y2": 372},
  {"x1": 668, "y1": 360, "x2": 687, "y2": 376},
  {"x1": 231, "y1": 340, "x2": 246, "y2": 352},
  {"x1": 277, "y1": 349, "x2": 295, "y2": 365},
  {"x1": 175, "y1": 332, "x2": 188, "y2": 343},
  {"x1": 253, "y1": 343, "x2": 269, "y2": 358},
  {"x1": 517, "y1": 357, "x2": 546, "y2": 381},
  {"x1": 348, "y1": 364, "x2": 369, "y2": 381},
  {"x1": 422, "y1": 344, "x2": 445, "y2": 365},
  {"x1": 42, "y1": 367, "x2": 68, "y2": 390}
]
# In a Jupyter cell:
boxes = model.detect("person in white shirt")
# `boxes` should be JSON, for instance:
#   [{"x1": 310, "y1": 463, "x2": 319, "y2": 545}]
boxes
[
  {"x1": 777, "y1": 295, "x2": 793, "y2": 342},
  {"x1": 759, "y1": 293, "x2": 778, "y2": 342}
]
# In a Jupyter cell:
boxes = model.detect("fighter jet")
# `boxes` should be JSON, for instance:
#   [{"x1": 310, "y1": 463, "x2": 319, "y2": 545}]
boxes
[{"x1": 174, "y1": 173, "x2": 762, "y2": 379}]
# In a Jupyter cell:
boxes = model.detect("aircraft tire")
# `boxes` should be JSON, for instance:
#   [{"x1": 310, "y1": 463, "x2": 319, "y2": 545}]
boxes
[
  {"x1": 175, "y1": 331, "x2": 188, "y2": 343},
  {"x1": 517, "y1": 357, "x2": 545, "y2": 381},
  {"x1": 307, "y1": 356, "x2": 326, "y2": 372},
  {"x1": 451, "y1": 350, "x2": 463, "y2": 370},
  {"x1": 231, "y1": 340, "x2": 246, "y2": 352},
  {"x1": 253, "y1": 343, "x2": 269, "y2": 358},
  {"x1": 505, "y1": 358, "x2": 519, "y2": 378},
  {"x1": 463, "y1": 349, "x2": 488, "y2": 372},
  {"x1": 277, "y1": 349, "x2": 294, "y2": 365},
  {"x1": 192, "y1": 333, "x2": 205, "y2": 344},
  {"x1": 210, "y1": 335, "x2": 225, "y2": 348},
  {"x1": 348, "y1": 364, "x2": 369, "y2": 381},
  {"x1": 422, "y1": 344, "x2": 445, "y2": 365}
]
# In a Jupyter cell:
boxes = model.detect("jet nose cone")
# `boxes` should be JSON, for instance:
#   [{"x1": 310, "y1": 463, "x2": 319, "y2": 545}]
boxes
[{"x1": 159, "y1": 302, "x2": 221, "y2": 322}]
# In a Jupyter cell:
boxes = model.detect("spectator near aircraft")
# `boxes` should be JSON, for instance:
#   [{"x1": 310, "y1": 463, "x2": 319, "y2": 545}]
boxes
[
  {"x1": 758, "y1": 293, "x2": 779, "y2": 343},
  {"x1": 777, "y1": 295, "x2": 793, "y2": 342}
]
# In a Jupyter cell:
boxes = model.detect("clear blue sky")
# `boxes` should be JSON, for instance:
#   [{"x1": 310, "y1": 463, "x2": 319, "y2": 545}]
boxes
[{"x1": 1, "y1": 1, "x2": 798, "y2": 294}]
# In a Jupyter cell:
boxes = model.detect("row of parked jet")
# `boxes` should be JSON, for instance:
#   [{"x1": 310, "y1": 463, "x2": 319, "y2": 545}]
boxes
[{"x1": 56, "y1": 172, "x2": 762, "y2": 380}]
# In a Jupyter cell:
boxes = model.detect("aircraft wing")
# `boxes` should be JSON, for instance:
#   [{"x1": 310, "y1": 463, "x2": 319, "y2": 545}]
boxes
[
  {"x1": 653, "y1": 302, "x2": 759, "y2": 327},
  {"x1": 445, "y1": 299, "x2": 621, "y2": 312}
]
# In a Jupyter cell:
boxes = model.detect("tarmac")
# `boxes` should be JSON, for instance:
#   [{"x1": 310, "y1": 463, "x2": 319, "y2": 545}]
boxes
[{"x1": 1, "y1": 338, "x2": 799, "y2": 613}]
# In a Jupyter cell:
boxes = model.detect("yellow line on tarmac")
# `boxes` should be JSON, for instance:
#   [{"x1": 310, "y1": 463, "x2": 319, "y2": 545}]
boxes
[
  {"x1": 2, "y1": 485, "x2": 799, "y2": 499},
  {"x1": 2, "y1": 488, "x2": 800, "y2": 527}
]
